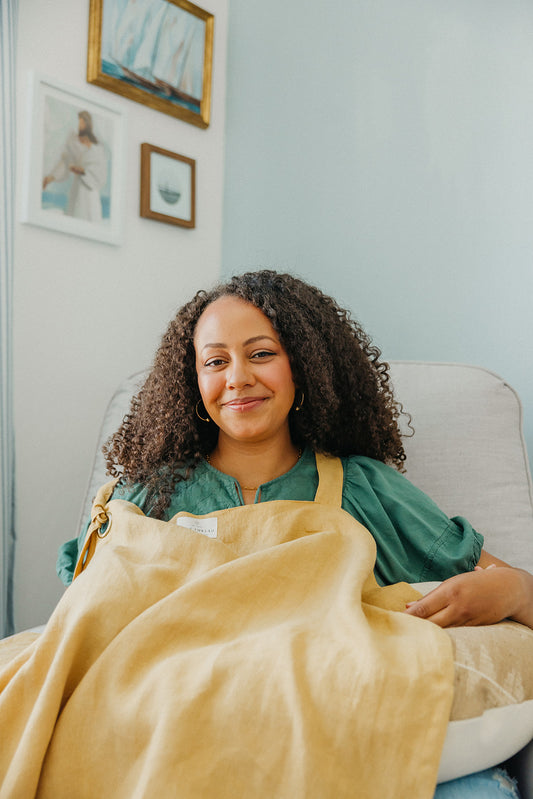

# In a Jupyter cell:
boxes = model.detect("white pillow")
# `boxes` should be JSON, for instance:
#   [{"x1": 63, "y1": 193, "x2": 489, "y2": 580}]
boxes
[
  {"x1": 412, "y1": 582, "x2": 533, "y2": 782},
  {"x1": 438, "y1": 702, "x2": 533, "y2": 782}
]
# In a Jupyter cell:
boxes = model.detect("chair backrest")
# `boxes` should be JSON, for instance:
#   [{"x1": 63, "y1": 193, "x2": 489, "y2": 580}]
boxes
[
  {"x1": 390, "y1": 362, "x2": 533, "y2": 572},
  {"x1": 77, "y1": 370, "x2": 149, "y2": 538},
  {"x1": 78, "y1": 362, "x2": 533, "y2": 573}
]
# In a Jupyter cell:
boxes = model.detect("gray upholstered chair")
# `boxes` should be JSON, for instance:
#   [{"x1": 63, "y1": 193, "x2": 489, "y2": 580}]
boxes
[{"x1": 78, "y1": 361, "x2": 533, "y2": 794}]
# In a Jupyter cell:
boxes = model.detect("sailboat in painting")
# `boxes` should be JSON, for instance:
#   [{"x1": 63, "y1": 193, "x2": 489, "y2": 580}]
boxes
[{"x1": 103, "y1": 0, "x2": 205, "y2": 111}]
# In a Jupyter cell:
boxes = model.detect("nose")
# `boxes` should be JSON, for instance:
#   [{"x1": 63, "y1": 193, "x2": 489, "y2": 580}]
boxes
[{"x1": 226, "y1": 356, "x2": 255, "y2": 389}]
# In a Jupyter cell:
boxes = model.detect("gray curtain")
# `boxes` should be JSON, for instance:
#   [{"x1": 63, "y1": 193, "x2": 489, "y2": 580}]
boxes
[{"x1": 0, "y1": 0, "x2": 18, "y2": 638}]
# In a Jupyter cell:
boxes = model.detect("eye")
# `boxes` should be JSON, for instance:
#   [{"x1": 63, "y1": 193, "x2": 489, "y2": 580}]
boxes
[
  {"x1": 204, "y1": 357, "x2": 227, "y2": 368},
  {"x1": 251, "y1": 349, "x2": 275, "y2": 360}
]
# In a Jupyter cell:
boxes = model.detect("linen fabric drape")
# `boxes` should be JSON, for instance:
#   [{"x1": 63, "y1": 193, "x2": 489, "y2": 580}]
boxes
[
  {"x1": 0, "y1": 456, "x2": 455, "y2": 798},
  {"x1": 0, "y1": 0, "x2": 18, "y2": 637}
]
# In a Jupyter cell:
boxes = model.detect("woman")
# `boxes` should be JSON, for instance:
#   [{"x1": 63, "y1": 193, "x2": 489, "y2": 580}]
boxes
[{"x1": 57, "y1": 269, "x2": 529, "y2": 797}]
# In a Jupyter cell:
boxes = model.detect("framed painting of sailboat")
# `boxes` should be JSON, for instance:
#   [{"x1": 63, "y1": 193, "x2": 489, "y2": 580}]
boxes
[
  {"x1": 140, "y1": 143, "x2": 195, "y2": 227},
  {"x1": 87, "y1": 0, "x2": 214, "y2": 129}
]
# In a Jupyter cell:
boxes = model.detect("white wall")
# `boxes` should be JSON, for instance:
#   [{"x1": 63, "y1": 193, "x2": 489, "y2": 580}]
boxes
[
  {"x1": 14, "y1": 0, "x2": 227, "y2": 631},
  {"x1": 222, "y1": 0, "x2": 533, "y2": 457}
]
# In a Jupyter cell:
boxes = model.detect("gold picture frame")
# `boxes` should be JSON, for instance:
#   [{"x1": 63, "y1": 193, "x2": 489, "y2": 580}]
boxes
[
  {"x1": 140, "y1": 143, "x2": 195, "y2": 228},
  {"x1": 87, "y1": 0, "x2": 214, "y2": 129}
]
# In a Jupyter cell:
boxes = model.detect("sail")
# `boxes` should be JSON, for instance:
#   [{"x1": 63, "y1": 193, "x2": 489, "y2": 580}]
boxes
[
  {"x1": 178, "y1": 21, "x2": 205, "y2": 100},
  {"x1": 111, "y1": 0, "x2": 167, "y2": 81},
  {"x1": 151, "y1": 7, "x2": 205, "y2": 100},
  {"x1": 111, "y1": 0, "x2": 155, "y2": 70},
  {"x1": 130, "y1": 1, "x2": 168, "y2": 79}
]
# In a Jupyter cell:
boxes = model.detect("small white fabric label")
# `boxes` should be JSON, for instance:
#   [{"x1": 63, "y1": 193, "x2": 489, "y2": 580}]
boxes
[{"x1": 177, "y1": 516, "x2": 218, "y2": 539}]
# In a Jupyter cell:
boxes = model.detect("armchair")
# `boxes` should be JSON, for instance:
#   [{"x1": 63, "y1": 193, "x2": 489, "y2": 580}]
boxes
[
  {"x1": 76, "y1": 361, "x2": 533, "y2": 795},
  {"x1": 1, "y1": 361, "x2": 530, "y2": 795}
]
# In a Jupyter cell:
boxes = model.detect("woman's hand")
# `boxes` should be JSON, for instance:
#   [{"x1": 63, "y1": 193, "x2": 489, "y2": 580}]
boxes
[{"x1": 404, "y1": 551, "x2": 533, "y2": 629}]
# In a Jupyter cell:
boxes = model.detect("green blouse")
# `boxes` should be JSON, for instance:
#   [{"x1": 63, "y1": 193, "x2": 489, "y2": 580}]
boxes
[{"x1": 56, "y1": 449, "x2": 483, "y2": 587}]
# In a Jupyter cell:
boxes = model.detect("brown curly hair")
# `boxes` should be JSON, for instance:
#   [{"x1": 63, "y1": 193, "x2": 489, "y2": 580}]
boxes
[{"x1": 104, "y1": 270, "x2": 407, "y2": 516}]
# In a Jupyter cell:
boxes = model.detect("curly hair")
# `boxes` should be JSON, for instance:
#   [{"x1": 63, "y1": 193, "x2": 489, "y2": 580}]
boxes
[{"x1": 104, "y1": 270, "x2": 407, "y2": 516}]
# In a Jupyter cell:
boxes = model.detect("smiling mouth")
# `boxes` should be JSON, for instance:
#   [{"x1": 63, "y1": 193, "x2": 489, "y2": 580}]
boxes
[{"x1": 223, "y1": 397, "x2": 267, "y2": 411}]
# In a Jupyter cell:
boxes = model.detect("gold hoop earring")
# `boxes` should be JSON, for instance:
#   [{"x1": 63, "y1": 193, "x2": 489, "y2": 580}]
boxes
[
  {"x1": 195, "y1": 400, "x2": 210, "y2": 423},
  {"x1": 294, "y1": 390, "x2": 304, "y2": 412}
]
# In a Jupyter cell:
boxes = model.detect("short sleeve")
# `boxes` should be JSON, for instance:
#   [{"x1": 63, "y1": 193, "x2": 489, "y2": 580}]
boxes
[
  {"x1": 56, "y1": 538, "x2": 79, "y2": 587},
  {"x1": 341, "y1": 456, "x2": 484, "y2": 585},
  {"x1": 55, "y1": 480, "x2": 150, "y2": 587}
]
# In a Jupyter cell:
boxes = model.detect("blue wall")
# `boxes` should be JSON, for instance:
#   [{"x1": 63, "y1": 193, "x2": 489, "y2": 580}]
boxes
[{"x1": 222, "y1": 0, "x2": 533, "y2": 459}]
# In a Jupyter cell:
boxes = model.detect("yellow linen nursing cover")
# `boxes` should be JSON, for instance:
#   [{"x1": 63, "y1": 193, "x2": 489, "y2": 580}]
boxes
[{"x1": 0, "y1": 455, "x2": 454, "y2": 798}]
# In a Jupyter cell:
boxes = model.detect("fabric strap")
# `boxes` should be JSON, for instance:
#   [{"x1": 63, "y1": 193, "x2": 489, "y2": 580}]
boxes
[
  {"x1": 313, "y1": 452, "x2": 344, "y2": 506},
  {"x1": 73, "y1": 477, "x2": 118, "y2": 580}
]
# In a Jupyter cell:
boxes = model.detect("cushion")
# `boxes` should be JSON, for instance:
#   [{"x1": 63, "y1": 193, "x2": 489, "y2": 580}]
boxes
[
  {"x1": 412, "y1": 583, "x2": 533, "y2": 782},
  {"x1": 439, "y1": 704, "x2": 533, "y2": 783},
  {"x1": 440, "y1": 624, "x2": 533, "y2": 781},
  {"x1": 448, "y1": 621, "x2": 533, "y2": 722}
]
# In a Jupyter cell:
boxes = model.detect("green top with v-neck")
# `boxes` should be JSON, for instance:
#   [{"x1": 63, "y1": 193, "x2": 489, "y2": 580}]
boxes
[{"x1": 56, "y1": 448, "x2": 483, "y2": 587}]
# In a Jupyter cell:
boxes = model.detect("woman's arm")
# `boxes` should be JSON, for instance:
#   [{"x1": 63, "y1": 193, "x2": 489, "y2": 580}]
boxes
[{"x1": 404, "y1": 549, "x2": 533, "y2": 629}]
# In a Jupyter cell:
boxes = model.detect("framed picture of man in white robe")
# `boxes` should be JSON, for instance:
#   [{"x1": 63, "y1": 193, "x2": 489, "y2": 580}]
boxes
[{"x1": 21, "y1": 73, "x2": 125, "y2": 246}]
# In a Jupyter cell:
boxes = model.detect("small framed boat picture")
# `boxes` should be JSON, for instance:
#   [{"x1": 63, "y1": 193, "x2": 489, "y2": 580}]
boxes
[
  {"x1": 87, "y1": 0, "x2": 214, "y2": 129},
  {"x1": 140, "y1": 143, "x2": 195, "y2": 228}
]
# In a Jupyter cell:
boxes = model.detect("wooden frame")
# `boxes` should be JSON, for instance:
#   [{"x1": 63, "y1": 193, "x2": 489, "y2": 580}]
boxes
[
  {"x1": 21, "y1": 72, "x2": 125, "y2": 246},
  {"x1": 140, "y1": 143, "x2": 195, "y2": 228},
  {"x1": 87, "y1": 0, "x2": 214, "y2": 129}
]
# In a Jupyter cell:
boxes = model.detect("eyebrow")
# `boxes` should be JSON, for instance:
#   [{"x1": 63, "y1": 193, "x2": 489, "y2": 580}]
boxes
[{"x1": 201, "y1": 335, "x2": 278, "y2": 352}]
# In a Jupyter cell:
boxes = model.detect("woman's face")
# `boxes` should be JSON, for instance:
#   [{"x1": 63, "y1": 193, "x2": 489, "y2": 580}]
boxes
[{"x1": 194, "y1": 296, "x2": 296, "y2": 448}]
